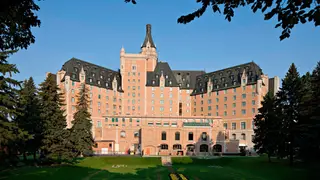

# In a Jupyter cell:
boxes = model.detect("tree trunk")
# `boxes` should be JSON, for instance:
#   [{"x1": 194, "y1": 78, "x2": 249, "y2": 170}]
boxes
[
  {"x1": 289, "y1": 143, "x2": 293, "y2": 166},
  {"x1": 268, "y1": 153, "x2": 272, "y2": 163}
]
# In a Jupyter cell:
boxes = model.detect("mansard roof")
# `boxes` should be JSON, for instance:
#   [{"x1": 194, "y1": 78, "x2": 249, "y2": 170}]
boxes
[
  {"x1": 60, "y1": 58, "x2": 123, "y2": 92},
  {"x1": 191, "y1": 62, "x2": 263, "y2": 96},
  {"x1": 146, "y1": 62, "x2": 179, "y2": 87},
  {"x1": 146, "y1": 62, "x2": 205, "y2": 89},
  {"x1": 141, "y1": 24, "x2": 156, "y2": 49},
  {"x1": 173, "y1": 70, "x2": 205, "y2": 89}
]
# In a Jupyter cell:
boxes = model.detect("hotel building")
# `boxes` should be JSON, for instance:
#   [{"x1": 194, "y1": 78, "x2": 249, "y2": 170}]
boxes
[{"x1": 50, "y1": 24, "x2": 279, "y2": 155}]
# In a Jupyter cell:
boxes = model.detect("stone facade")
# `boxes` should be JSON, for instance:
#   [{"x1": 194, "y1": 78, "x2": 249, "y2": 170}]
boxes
[{"x1": 52, "y1": 24, "x2": 279, "y2": 155}]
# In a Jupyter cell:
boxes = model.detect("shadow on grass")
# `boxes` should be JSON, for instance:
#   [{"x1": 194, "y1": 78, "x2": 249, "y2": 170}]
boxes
[{"x1": 0, "y1": 157, "x2": 170, "y2": 180}]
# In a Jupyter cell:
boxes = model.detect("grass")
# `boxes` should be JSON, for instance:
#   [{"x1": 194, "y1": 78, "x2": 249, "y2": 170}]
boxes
[{"x1": 0, "y1": 156, "x2": 317, "y2": 180}]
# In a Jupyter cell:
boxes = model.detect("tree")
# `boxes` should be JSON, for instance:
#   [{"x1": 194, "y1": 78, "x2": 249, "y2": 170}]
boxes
[
  {"x1": 69, "y1": 84, "x2": 94, "y2": 157},
  {"x1": 253, "y1": 92, "x2": 280, "y2": 162},
  {"x1": 275, "y1": 63, "x2": 302, "y2": 165},
  {"x1": 38, "y1": 73, "x2": 71, "y2": 161},
  {"x1": 125, "y1": 0, "x2": 320, "y2": 40},
  {"x1": 16, "y1": 77, "x2": 42, "y2": 161},
  {"x1": 0, "y1": 0, "x2": 41, "y2": 51},
  {"x1": 0, "y1": 51, "x2": 29, "y2": 166}
]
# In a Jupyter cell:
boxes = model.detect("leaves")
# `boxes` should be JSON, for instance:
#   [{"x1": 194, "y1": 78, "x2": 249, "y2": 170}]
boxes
[
  {"x1": 0, "y1": 0, "x2": 41, "y2": 51},
  {"x1": 128, "y1": 0, "x2": 320, "y2": 41}
]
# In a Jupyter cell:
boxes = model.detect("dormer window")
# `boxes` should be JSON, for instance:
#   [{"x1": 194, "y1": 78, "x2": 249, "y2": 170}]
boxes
[
  {"x1": 165, "y1": 75, "x2": 168, "y2": 79},
  {"x1": 182, "y1": 78, "x2": 185, "y2": 81},
  {"x1": 98, "y1": 80, "x2": 101, "y2": 85},
  {"x1": 187, "y1": 84, "x2": 189, "y2": 87},
  {"x1": 74, "y1": 67, "x2": 78, "y2": 72},
  {"x1": 100, "y1": 75, "x2": 103, "y2": 79},
  {"x1": 106, "y1": 83, "x2": 108, "y2": 87},
  {"x1": 92, "y1": 73, "x2": 95, "y2": 77},
  {"x1": 72, "y1": 74, "x2": 76, "y2": 79},
  {"x1": 216, "y1": 85, "x2": 219, "y2": 88},
  {"x1": 156, "y1": 75, "x2": 158, "y2": 78},
  {"x1": 89, "y1": 78, "x2": 92, "y2": 83},
  {"x1": 179, "y1": 83, "x2": 182, "y2": 87},
  {"x1": 169, "y1": 81, "x2": 172, "y2": 85},
  {"x1": 108, "y1": 78, "x2": 110, "y2": 81},
  {"x1": 231, "y1": 75, "x2": 234, "y2": 80},
  {"x1": 225, "y1": 83, "x2": 227, "y2": 87},
  {"x1": 152, "y1": 80, "x2": 155, "y2": 85},
  {"x1": 233, "y1": 81, "x2": 236, "y2": 85}
]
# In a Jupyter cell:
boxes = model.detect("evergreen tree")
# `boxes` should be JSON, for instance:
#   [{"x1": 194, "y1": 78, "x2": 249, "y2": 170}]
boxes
[
  {"x1": 39, "y1": 73, "x2": 71, "y2": 161},
  {"x1": 16, "y1": 77, "x2": 42, "y2": 161},
  {"x1": 70, "y1": 84, "x2": 94, "y2": 157},
  {"x1": 253, "y1": 92, "x2": 280, "y2": 162},
  {"x1": 307, "y1": 62, "x2": 320, "y2": 161},
  {"x1": 275, "y1": 63, "x2": 302, "y2": 165},
  {"x1": 0, "y1": 51, "x2": 29, "y2": 166}
]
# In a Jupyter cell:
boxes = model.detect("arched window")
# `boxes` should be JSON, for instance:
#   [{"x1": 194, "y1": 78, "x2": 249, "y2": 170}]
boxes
[
  {"x1": 175, "y1": 132, "x2": 180, "y2": 141},
  {"x1": 161, "y1": 131, "x2": 166, "y2": 140},
  {"x1": 200, "y1": 144, "x2": 209, "y2": 152},
  {"x1": 160, "y1": 144, "x2": 168, "y2": 150},
  {"x1": 213, "y1": 144, "x2": 222, "y2": 152},
  {"x1": 173, "y1": 144, "x2": 182, "y2": 150},
  {"x1": 201, "y1": 132, "x2": 208, "y2": 141},
  {"x1": 241, "y1": 133, "x2": 246, "y2": 140},
  {"x1": 120, "y1": 131, "x2": 126, "y2": 138},
  {"x1": 232, "y1": 133, "x2": 236, "y2": 140},
  {"x1": 188, "y1": 132, "x2": 193, "y2": 141}
]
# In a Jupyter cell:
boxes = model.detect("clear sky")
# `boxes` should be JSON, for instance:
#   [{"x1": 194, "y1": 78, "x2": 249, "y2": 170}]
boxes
[{"x1": 9, "y1": 0, "x2": 320, "y2": 85}]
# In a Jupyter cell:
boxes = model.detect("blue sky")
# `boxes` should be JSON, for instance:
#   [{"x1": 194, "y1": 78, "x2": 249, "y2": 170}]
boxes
[{"x1": 9, "y1": 0, "x2": 320, "y2": 85}]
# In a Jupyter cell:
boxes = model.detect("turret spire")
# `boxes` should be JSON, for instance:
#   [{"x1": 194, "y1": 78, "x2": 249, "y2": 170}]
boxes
[{"x1": 141, "y1": 24, "x2": 156, "y2": 49}]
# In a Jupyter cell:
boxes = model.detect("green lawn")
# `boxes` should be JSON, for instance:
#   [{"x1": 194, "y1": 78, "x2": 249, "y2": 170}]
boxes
[{"x1": 0, "y1": 156, "x2": 316, "y2": 180}]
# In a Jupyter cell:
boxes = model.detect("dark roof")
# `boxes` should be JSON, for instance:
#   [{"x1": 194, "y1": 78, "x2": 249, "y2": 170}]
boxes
[
  {"x1": 141, "y1": 24, "x2": 156, "y2": 49},
  {"x1": 61, "y1": 58, "x2": 123, "y2": 92},
  {"x1": 173, "y1": 70, "x2": 205, "y2": 89},
  {"x1": 191, "y1": 62, "x2": 263, "y2": 96},
  {"x1": 145, "y1": 62, "x2": 204, "y2": 89},
  {"x1": 146, "y1": 62, "x2": 179, "y2": 87}
]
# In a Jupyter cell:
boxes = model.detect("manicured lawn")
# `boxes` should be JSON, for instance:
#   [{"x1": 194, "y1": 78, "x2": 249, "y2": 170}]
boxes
[{"x1": 0, "y1": 156, "x2": 316, "y2": 180}]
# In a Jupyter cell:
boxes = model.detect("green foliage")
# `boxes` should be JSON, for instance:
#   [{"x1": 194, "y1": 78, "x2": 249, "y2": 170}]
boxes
[
  {"x1": 126, "y1": 0, "x2": 320, "y2": 40},
  {"x1": 69, "y1": 84, "x2": 94, "y2": 157},
  {"x1": 0, "y1": 51, "x2": 30, "y2": 166},
  {"x1": 16, "y1": 77, "x2": 42, "y2": 160},
  {"x1": 0, "y1": 0, "x2": 41, "y2": 51},
  {"x1": 253, "y1": 92, "x2": 280, "y2": 161},
  {"x1": 38, "y1": 74, "x2": 71, "y2": 161}
]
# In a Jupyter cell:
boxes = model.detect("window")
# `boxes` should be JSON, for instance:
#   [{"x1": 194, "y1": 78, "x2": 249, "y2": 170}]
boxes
[
  {"x1": 160, "y1": 144, "x2": 168, "y2": 150},
  {"x1": 252, "y1": 100, "x2": 256, "y2": 105},
  {"x1": 208, "y1": 106, "x2": 212, "y2": 110},
  {"x1": 223, "y1": 123, "x2": 228, "y2": 129},
  {"x1": 232, "y1": 122, "x2": 236, "y2": 130},
  {"x1": 97, "y1": 121, "x2": 102, "y2": 127},
  {"x1": 200, "y1": 144, "x2": 208, "y2": 152},
  {"x1": 233, "y1": 88, "x2": 236, "y2": 93},
  {"x1": 72, "y1": 81, "x2": 75, "y2": 86},
  {"x1": 71, "y1": 97, "x2": 75, "y2": 102},
  {"x1": 71, "y1": 89, "x2": 75, "y2": 94},
  {"x1": 232, "y1": 110, "x2": 236, "y2": 115},
  {"x1": 252, "y1": 120, "x2": 255, "y2": 129},
  {"x1": 216, "y1": 98, "x2": 219, "y2": 102},
  {"x1": 224, "y1": 97, "x2": 227, "y2": 101},
  {"x1": 242, "y1": 101, "x2": 246, "y2": 107},
  {"x1": 224, "y1": 104, "x2": 227, "y2": 109},
  {"x1": 173, "y1": 144, "x2": 182, "y2": 150},
  {"x1": 252, "y1": 108, "x2": 256, "y2": 114},
  {"x1": 216, "y1": 105, "x2": 219, "y2": 110},
  {"x1": 98, "y1": 94, "x2": 101, "y2": 99},
  {"x1": 224, "y1": 111, "x2": 227, "y2": 116},
  {"x1": 232, "y1": 134, "x2": 236, "y2": 140},
  {"x1": 134, "y1": 131, "x2": 139, "y2": 137},
  {"x1": 241, "y1": 133, "x2": 246, "y2": 140},
  {"x1": 120, "y1": 131, "x2": 126, "y2": 138},
  {"x1": 232, "y1": 103, "x2": 236, "y2": 108},
  {"x1": 242, "y1": 79, "x2": 246, "y2": 84},
  {"x1": 242, "y1": 94, "x2": 246, "y2": 99},
  {"x1": 224, "y1": 89, "x2": 227, "y2": 94},
  {"x1": 188, "y1": 132, "x2": 193, "y2": 141},
  {"x1": 105, "y1": 118, "x2": 108, "y2": 122},
  {"x1": 175, "y1": 132, "x2": 180, "y2": 141},
  {"x1": 161, "y1": 131, "x2": 166, "y2": 140},
  {"x1": 241, "y1": 122, "x2": 246, "y2": 129},
  {"x1": 201, "y1": 132, "x2": 207, "y2": 141},
  {"x1": 122, "y1": 118, "x2": 125, "y2": 123},
  {"x1": 242, "y1": 109, "x2": 246, "y2": 115},
  {"x1": 242, "y1": 86, "x2": 246, "y2": 90},
  {"x1": 148, "y1": 122, "x2": 153, "y2": 126}
]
